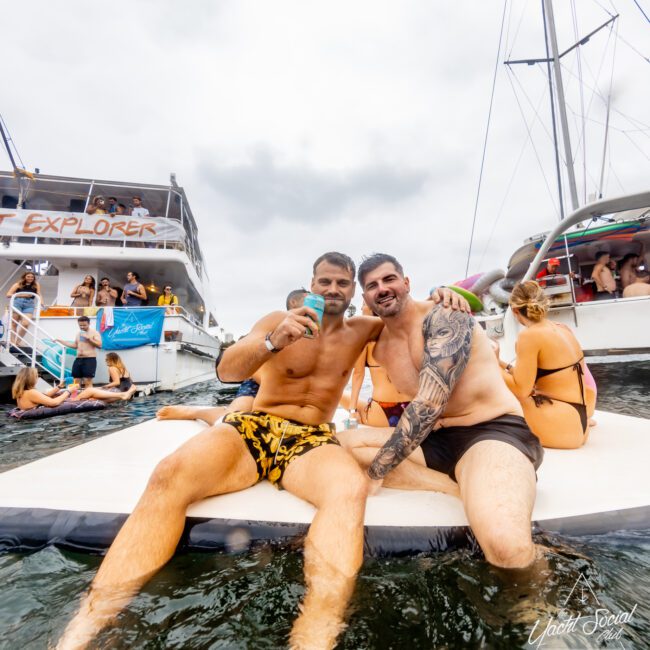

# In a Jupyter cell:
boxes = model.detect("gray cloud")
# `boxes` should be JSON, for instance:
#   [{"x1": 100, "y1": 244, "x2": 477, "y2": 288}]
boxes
[{"x1": 197, "y1": 149, "x2": 430, "y2": 227}]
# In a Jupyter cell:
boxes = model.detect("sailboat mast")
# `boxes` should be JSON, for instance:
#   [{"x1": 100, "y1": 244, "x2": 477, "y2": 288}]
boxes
[
  {"x1": 543, "y1": 0, "x2": 580, "y2": 212},
  {"x1": 0, "y1": 119, "x2": 19, "y2": 172}
]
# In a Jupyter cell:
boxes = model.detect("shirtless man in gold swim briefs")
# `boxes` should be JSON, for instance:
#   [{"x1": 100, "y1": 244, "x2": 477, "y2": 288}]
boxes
[
  {"x1": 339, "y1": 253, "x2": 544, "y2": 569},
  {"x1": 58, "y1": 251, "x2": 463, "y2": 650}
]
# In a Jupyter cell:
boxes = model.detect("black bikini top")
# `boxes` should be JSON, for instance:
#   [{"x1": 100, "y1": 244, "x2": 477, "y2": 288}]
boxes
[{"x1": 535, "y1": 356, "x2": 584, "y2": 382}]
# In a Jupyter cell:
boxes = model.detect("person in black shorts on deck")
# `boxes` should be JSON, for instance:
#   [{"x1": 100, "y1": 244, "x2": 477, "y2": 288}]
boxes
[{"x1": 55, "y1": 316, "x2": 102, "y2": 388}]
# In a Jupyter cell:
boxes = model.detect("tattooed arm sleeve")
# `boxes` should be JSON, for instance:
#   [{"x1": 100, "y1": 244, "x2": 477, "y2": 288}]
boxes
[{"x1": 367, "y1": 307, "x2": 474, "y2": 480}]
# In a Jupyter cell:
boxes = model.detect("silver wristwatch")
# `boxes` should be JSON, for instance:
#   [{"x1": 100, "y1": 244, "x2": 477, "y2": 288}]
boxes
[{"x1": 264, "y1": 332, "x2": 280, "y2": 353}]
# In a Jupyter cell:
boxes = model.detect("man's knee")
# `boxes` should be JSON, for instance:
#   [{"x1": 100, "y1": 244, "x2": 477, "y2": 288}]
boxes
[
  {"x1": 147, "y1": 453, "x2": 187, "y2": 494},
  {"x1": 480, "y1": 527, "x2": 534, "y2": 568},
  {"x1": 325, "y1": 465, "x2": 368, "y2": 505}
]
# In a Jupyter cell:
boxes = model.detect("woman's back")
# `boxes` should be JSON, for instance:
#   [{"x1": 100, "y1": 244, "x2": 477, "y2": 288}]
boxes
[{"x1": 528, "y1": 321, "x2": 584, "y2": 402}]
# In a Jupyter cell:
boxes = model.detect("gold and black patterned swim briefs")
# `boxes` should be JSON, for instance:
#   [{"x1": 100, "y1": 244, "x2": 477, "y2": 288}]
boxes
[{"x1": 222, "y1": 411, "x2": 339, "y2": 488}]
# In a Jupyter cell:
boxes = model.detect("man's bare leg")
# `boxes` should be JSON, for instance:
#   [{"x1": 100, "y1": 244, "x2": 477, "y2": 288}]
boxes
[
  {"x1": 281, "y1": 444, "x2": 368, "y2": 650},
  {"x1": 455, "y1": 440, "x2": 537, "y2": 568},
  {"x1": 338, "y1": 427, "x2": 459, "y2": 497},
  {"x1": 156, "y1": 404, "x2": 227, "y2": 423},
  {"x1": 157, "y1": 396, "x2": 254, "y2": 424},
  {"x1": 57, "y1": 424, "x2": 257, "y2": 649}
]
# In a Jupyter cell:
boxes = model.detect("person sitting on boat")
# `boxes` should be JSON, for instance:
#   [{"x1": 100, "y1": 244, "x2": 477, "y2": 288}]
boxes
[
  {"x1": 86, "y1": 196, "x2": 108, "y2": 215},
  {"x1": 70, "y1": 275, "x2": 96, "y2": 312},
  {"x1": 55, "y1": 316, "x2": 102, "y2": 388},
  {"x1": 622, "y1": 268, "x2": 650, "y2": 298},
  {"x1": 499, "y1": 281, "x2": 596, "y2": 449},
  {"x1": 338, "y1": 253, "x2": 544, "y2": 571},
  {"x1": 157, "y1": 285, "x2": 179, "y2": 314},
  {"x1": 95, "y1": 277, "x2": 118, "y2": 307},
  {"x1": 12, "y1": 367, "x2": 71, "y2": 411},
  {"x1": 619, "y1": 253, "x2": 640, "y2": 290},
  {"x1": 73, "y1": 352, "x2": 137, "y2": 403},
  {"x1": 340, "y1": 303, "x2": 411, "y2": 427},
  {"x1": 591, "y1": 251, "x2": 617, "y2": 299},
  {"x1": 535, "y1": 257, "x2": 561, "y2": 287},
  {"x1": 121, "y1": 271, "x2": 147, "y2": 306},
  {"x1": 129, "y1": 195, "x2": 150, "y2": 218},
  {"x1": 6, "y1": 271, "x2": 43, "y2": 346}
]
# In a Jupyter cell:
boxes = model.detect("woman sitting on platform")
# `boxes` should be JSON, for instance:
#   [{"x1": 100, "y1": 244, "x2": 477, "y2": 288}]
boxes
[
  {"x1": 499, "y1": 281, "x2": 596, "y2": 449},
  {"x1": 76, "y1": 353, "x2": 137, "y2": 402},
  {"x1": 12, "y1": 367, "x2": 71, "y2": 410}
]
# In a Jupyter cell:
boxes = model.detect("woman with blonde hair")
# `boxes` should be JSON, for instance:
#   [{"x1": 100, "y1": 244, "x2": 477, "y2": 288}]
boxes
[
  {"x1": 12, "y1": 367, "x2": 71, "y2": 410},
  {"x1": 499, "y1": 280, "x2": 596, "y2": 449}
]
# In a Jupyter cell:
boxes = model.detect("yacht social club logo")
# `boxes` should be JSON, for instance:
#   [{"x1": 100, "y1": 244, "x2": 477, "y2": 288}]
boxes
[
  {"x1": 527, "y1": 573, "x2": 638, "y2": 648},
  {"x1": 100, "y1": 308, "x2": 165, "y2": 350}
]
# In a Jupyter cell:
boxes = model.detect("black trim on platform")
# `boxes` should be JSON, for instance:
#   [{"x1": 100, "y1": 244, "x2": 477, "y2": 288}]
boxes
[{"x1": 0, "y1": 505, "x2": 648, "y2": 555}]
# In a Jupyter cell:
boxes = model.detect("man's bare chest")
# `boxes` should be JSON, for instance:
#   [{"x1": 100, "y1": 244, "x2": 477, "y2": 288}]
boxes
[{"x1": 373, "y1": 331, "x2": 423, "y2": 396}]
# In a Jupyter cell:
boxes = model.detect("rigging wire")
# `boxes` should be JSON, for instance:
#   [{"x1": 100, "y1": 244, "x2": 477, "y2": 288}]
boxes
[
  {"x1": 464, "y1": 0, "x2": 508, "y2": 277},
  {"x1": 632, "y1": 0, "x2": 650, "y2": 23},
  {"x1": 0, "y1": 113, "x2": 27, "y2": 171},
  {"x1": 506, "y1": 67, "x2": 561, "y2": 216},
  {"x1": 570, "y1": 0, "x2": 588, "y2": 203}
]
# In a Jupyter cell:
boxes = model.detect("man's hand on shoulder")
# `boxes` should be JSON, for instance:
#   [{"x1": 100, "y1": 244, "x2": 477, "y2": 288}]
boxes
[
  {"x1": 268, "y1": 307, "x2": 320, "y2": 350},
  {"x1": 430, "y1": 287, "x2": 471, "y2": 313}
]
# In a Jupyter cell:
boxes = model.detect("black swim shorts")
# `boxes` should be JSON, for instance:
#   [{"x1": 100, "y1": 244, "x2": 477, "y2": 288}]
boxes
[
  {"x1": 71, "y1": 357, "x2": 97, "y2": 379},
  {"x1": 223, "y1": 411, "x2": 339, "y2": 488},
  {"x1": 420, "y1": 414, "x2": 544, "y2": 482}
]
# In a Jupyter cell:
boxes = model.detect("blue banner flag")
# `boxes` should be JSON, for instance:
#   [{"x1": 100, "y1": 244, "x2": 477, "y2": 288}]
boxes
[{"x1": 98, "y1": 307, "x2": 165, "y2": 350}]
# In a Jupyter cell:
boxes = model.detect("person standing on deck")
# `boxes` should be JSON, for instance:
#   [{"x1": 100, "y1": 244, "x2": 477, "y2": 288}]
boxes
[
  {"x1": 121, "y1": 271, "x2": 147, "y2": 306},
  {"x1": 591, "y1": 251, "x2": 617, "y2": 299},
  {"x1": 56, "y1": 316, "x2": 102, "y2": 388},
  {"x1": 95, "y1": 278, "x2": 118, "y2": 307}
]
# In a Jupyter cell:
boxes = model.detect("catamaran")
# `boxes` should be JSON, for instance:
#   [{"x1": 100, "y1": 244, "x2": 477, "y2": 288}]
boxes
[{"x1": 461, "y1": 2, "x2": 649, "y2": 362}]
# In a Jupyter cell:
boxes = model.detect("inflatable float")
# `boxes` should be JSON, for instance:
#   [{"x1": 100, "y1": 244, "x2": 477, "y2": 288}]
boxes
[
  {"x1": 447, "y1": 286, "x2": 483, "y2": 313},
  {"x1": 0, "y1": 409, "x2": 647, "y2": 555},
  {"x1": 8, "y1": 399, "x2": 106, "y2": 420}
]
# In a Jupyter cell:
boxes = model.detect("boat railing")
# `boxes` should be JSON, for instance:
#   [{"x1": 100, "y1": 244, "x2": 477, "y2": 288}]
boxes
[
  {"x1": 36, "y1": 305, "x2": 220, "y2": 353},
  {"x1": 6, "y1": 293, "x2": 68, "y2": 384}
]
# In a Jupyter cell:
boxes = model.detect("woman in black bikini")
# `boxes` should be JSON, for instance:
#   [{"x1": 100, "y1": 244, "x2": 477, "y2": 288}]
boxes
[
  {"x1": 75, "y1": 352, "x2": 137, "y2": 402},
  {"x1": 499, "y1": 281, "x2": 596, "y2": 449}
]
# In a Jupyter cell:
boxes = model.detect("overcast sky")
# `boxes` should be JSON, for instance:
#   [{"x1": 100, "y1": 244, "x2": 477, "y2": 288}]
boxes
[{"x1": 3, "y1": 0, "x2": 649, "y2": 335}]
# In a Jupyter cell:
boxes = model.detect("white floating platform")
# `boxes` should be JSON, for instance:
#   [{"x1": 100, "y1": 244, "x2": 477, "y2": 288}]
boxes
[{"x1": 0, "y1": 410, "x2": 648, "y2": 555}]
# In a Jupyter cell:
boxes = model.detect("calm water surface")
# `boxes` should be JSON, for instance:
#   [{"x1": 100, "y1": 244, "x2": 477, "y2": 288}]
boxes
[{"x1": 0, "y1": 363, "x2": 648, "y2": 649}]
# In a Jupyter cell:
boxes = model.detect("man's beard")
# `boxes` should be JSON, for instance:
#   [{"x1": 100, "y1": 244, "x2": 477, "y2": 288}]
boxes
[
  {"x1": 369, "y1": 291, "x2": 402, "y2": 317},
  {"x1": 323, "y1": 295, "x2": 350, "y2": 315}
]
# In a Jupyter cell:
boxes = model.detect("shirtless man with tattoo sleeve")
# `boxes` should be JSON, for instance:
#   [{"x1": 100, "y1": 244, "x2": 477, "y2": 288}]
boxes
[{"x1": 340, "y1": 253, "x2": 544, "y2": 569}]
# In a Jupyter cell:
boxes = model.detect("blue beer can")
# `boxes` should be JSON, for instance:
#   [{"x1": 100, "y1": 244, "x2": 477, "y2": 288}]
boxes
[{"x1": 303, "y1": 293, "x2": 325, "y2": 338}]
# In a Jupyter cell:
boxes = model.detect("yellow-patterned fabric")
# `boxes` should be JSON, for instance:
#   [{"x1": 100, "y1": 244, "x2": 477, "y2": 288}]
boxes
[{"x1": 223, "y1": 411, "x2": 338, "y2": 488}]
